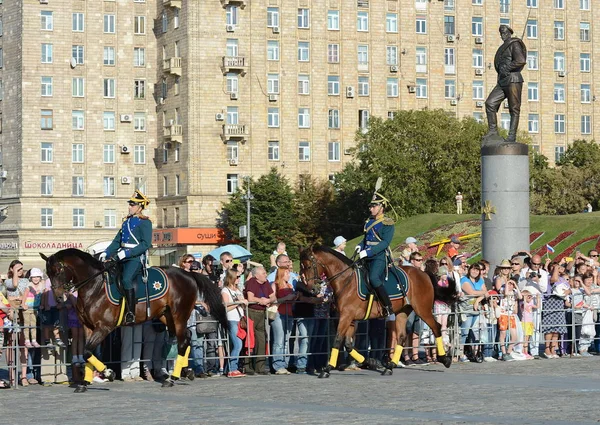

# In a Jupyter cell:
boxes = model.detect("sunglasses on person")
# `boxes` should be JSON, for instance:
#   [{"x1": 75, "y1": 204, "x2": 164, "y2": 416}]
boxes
[
  {"x1": 440, "y1": 262, "x2": 448, "y2": 266},
  {"x1": 531, "y1": 262, "x2": 541, "y2": 266},
  {"x1": 591, "y1": 254, "x2": 599, "y2": 257},
  {"x1": 413, "y1": 258, "x2": 423, "y2": 262},
  {"x1": 184, "y1": 260, "x2": 194, "y2": 264},
  {"x1": 224, "y1": 259, "x2": 232, "y2": 263},
  {"x1": 511, "y1": 262, "x2": 520, "y2": 266}
]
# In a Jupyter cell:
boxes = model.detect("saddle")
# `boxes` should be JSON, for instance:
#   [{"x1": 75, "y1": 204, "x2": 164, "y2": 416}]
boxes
[
  {"x1": 104, "y1": 267, "x2": 169, "y2": 306},
  {"x1": 356, "y1": 262, "x2": 410, "y2": 302}
]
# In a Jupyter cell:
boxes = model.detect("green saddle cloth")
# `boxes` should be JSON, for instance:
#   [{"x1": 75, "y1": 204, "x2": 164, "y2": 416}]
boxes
[
  {"x1": 104, "y1": 267, "x2": 169, "y2": 306},
  {"x1": 356, "y1": 265, "x2": 409, "y2": 301}
]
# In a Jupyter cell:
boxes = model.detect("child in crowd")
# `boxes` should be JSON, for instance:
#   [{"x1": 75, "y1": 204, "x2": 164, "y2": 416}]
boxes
[
  {"x1": 434, "y1": 266, "x2": 452, "y2": 347},
  {"x1": 519, "y1": 289, "x2": 538, "y2": 359},
  {"x1": 498, "y1": 277, "x2": 522, "y2": 361},
  {"x1": 269, "y1": 242, "x2": 287, "y2": 272},
  {"x1": 39, "y1": 278, "x2": 66, "y2": 347},
  {"x1": 23, "y1": 268, "x2": 45, "y2": 348}
]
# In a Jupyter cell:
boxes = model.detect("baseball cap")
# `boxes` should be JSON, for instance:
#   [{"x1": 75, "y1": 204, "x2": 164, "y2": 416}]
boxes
[
  {"x1": 333, "y1": 236, "x2": 347, "y2": 247},
  {"x1": 452, "y1": 258, "x2": 463, "y2": 267},
  {"x1": 405, "y1": 237, "x2": 418, "y2": 244},
  {"x1": 30, "y1": 268, "x2": 44, "y2": 278},
  {"x1": 450, "y1": 236, "x2": 461, "y2": 244}
]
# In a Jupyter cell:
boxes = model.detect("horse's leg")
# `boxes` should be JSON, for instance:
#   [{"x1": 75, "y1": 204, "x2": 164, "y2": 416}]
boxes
[
  {"x1": 380, "y1": 305, "x2": 411, "y2": 375},
  {"x1": 163, "y1": 312, "x2": 192, "y2": 387},
  {"x1": 76, "y1": 326, "x2": 115, "y2": 393},
  {"x1": 413, "y1": 301, "x2": 452, "y2": 369},
  {"x1": 318, "y1": 315, "x2": 353, "y2": 379}
]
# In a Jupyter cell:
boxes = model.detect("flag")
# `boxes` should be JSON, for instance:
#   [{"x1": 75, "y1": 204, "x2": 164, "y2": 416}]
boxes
[{"x1": 546, "y1": 244, "x2": 555, "y2": 253}]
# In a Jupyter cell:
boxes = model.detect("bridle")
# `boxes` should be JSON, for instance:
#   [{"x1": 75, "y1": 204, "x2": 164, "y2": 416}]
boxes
[
  {"x1": 50, "y1": 259, "x2": 115, "y2": 292},
  {"x1": 301, "y1": 250, "x2": 358, "y2": 289}
]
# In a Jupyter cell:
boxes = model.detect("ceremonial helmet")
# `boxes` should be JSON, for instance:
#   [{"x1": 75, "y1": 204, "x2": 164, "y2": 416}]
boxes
[
  {"x1": 369, "y1": 177, "x2": 390, "y2": 208},
  {"x1": 129, "y1": 189, "x2": 150, "y2": 209}
]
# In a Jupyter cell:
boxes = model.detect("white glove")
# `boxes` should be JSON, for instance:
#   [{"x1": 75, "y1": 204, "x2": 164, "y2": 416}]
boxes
[
  {"x1": 117, "y1": 250, "x2": 127, "y2": 260},
  {"x1": 359, "y1": 250, "x2": 368, "y2": 259},
  {"x1": 99, "y1": 252, "x2": 107, "y2": 262},
  {"x1": 354, "y1": 245, "x2": 362, "y2": 253}
]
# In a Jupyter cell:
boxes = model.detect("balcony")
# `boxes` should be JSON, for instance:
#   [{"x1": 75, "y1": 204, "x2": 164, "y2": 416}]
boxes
[
  {"x1": 163, "y1": 57, "x2": 182, "y2": 76},
  {"x1": 162, "y1": 0, "x2": 182, "y2": 8},
  {"x1": 221, "y1": 56, "x2": 247, "y2": 76},
  {"x1": 163, "y1": 124, "x2": 183, "y2": 143},
  {"x1": 221, "y1": 124, "x2": 249, "y2": 142},
  {"x1": 221, "y1": 0, "x2": 247, "y2": 8}
]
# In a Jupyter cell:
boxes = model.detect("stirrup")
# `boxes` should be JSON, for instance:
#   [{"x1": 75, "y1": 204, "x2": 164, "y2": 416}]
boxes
[{"x1": 124, "y1": 312, "x2": 135, "y2": 326}]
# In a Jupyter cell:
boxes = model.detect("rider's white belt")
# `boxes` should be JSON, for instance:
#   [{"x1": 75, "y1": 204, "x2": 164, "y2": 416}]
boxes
[
  {"x1": 121, "y1": 243, "x2": 138, "y2": 249},
  {"x1": 366, "y1": 241, "x2": 379, "y2": 246}
]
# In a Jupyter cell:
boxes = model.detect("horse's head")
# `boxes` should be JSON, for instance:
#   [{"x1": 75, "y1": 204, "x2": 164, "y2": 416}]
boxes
[
  {"x1": 39, "y1": 249, "x2": 104, "y2": 298},
  {"x1": 40, "y1": 252, "x2": 72, "y2": 299},
  {"x1": 299, "y1": 245, "x2": 354, "y2": 293}
]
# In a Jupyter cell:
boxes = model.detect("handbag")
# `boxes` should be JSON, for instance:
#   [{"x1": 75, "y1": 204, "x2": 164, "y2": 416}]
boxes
[
  {"x1": 266, "y1": 304, "x2": 278, "y2": 321},
  {"x1": 195, "y1": 312, "x2": 218, "y2": 335}
]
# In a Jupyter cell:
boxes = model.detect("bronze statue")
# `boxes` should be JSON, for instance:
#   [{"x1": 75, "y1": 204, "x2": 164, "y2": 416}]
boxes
[{"x1": 484, "y1": 25, "x2": 527, "y2": 144}]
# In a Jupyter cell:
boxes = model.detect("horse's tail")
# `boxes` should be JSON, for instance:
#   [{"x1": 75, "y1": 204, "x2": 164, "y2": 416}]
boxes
[
  {"x1": 190, "y1": 273, "x2": 228, "y2": 331},
  {"x1": 426, "y1": 271, "x2": 460, "y2": 307}
]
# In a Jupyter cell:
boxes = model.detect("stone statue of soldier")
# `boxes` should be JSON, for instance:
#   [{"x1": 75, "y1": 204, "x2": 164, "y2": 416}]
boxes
[{"x1": 484, "y1": 25, "x2": 527, "y2": 144}]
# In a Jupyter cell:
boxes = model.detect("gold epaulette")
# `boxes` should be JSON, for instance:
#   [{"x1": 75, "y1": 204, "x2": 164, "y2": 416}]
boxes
[
  {"x1": 138, "y1": 214, "x2": 150, "y2": 220},
  {"x1": 382, "y1": 217, "x2": 395, "y2": 226}
]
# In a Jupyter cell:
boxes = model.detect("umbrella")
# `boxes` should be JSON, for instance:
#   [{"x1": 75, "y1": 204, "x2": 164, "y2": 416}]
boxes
[{"x1": 208, "y1": 244, "x2": 252, "y2": 262}]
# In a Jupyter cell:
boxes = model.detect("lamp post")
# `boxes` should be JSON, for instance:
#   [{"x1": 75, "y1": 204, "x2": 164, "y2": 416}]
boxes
[{"x1": 242, "y1": 176, "x2": 253, "y2": 252}]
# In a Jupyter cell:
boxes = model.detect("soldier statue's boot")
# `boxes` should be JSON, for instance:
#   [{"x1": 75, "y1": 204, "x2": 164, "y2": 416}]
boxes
[
  {"x1": 505, "y1": 117, "x2": 519, "y2": 143},
  {"x1": 124, "y1": 288, "x2": 136, "y2": 326},
  {"x1": 374, "y1": 285, "x2": 394, "y2": 317},
  {"x1": 483, "y1": 126, "x2": 499, "y2": 139}
]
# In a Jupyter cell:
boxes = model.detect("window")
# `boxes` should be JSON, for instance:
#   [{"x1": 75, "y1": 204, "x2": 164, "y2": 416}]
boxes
[
  {"x1": 175, "y1": 177, "x2": 181, "y2": 197},
  {"x1": 103, "y1": 144, "x2": 115, "y2": 163},
  {"x1": 444, "y1": 0, "x2": 455, "y2": 11},
  {"x1": 72, "y1": 111, "x2": 84, "y2": 130},
  {"x1": 501, "y1": 113, "x2": 511, "y2": 130},
  {"x1": 41, "y1": 76, "x2": 53, "y2": 96},
  {"x1": 267, "y1": 7, "x2": 279, "y2": 27},
  {"x1": 385, "y1": 13, "x2": 398, "y2": 33},
  {"x1": 134, "y1": 145, "x2": 146, "y2": 164},
  {"x1": 528, "y1": 114, "x2": 539, "y2": 133},
  {"x1": 528, "y1": 82, "x2": 538, "y2": 101},
  {"x1": 72, "y1": 78, "x2": 84, "y2": 97},
  {"x1": 357, "y1": 11, "x2": 369, "y2": 32},
  {"x1": 416, "y1": 47, "x2": 427, "y2": 73},
  {"x1": 298, "y1": 42, "x2": 310, "y2": 61},
  {"x1": 553, "y1": 21, "x2": 564, "y2": 40},
  {"x1": 328, "y1": 109, "x2": 340, "y2": 129},
  {"x1": 387, "y1": 78, "x2": 399, "y2": 97},
  {"x1": 72, "y1": 143, "x2": 84, "y2": 162},
  {"x1": 554, "y1": 52, "x2": 565, "y2": 71},
  {"x1": 298, "y1": 108, "x2": 310, "y2": 128},
  {"x1": 298, "y1": 141, "x2": 310, "y2": 162},
  {"x1": 134, "y1": 47, "x2": 145, "y2": 67},
  {"x1": 41, "y1": 44, "x2": 53, "y2": 63},
  {"x1": 41, "y1": 208, "x2": 53, "y2": 228},
  {"x1": 328, "y1": 10, "x2": 339, "y2": 30},
  {"x1": 104, "y1": 209, "x2": 117, "y2": 229},
  {"x1": 527, "y1": 20, "x2": 537, "y2": 39},
  {"x1": 416, "y1": 16, "x2": 427, "y2": 34},
  {"x1": 445, "y1": 80, "x2": 456, "y2": 99},
  {"x1": 527, "y1": 0, "x2": 537, "y2": 6},
  {"x1": 174, "y1": 9, "x2": 179, "y2": 28},
  {"x1": 472, "y1": 49, "x2": 483, "y2": 68},
  {"x1": 267, "y1": 74, "x2": 279, "y2": 94},
  {"x1": 444, "y1": 48, "x2": 455, "y2": 74},
  {"x1": 554, "y1": 114, "x2": 565, "y2": 133},
  {"x1": 226, "y1": 6, "x2": 238, "y2": 26},
  {"x1": 227, "y1": 142, "x2": 238, "y2": 161},
  {"x1": 358, "y1": 76, "x2": 369, "y2": 96},
  {"x1": 387, "y1": 46, "x2": 398, "y2": 65},
  {"x1": 226, "y1": 39, "x2": 238, "y2": 57},
  {"x1": 134, "y1": 16, "x2": 145, "y2": 35},
  {"x1": 581, "y1": 84, "x2": 591, "y2": 103},
  {"x1": 298, "y1": 75, "x2": 309, "y2": 95},
  {"x1": 104, "y1": 78, "x2": 115, "y2": 98},
  {"x1": 161, "y1": 78, "x2": 168, "y2": 100},
  {"x1": 134, "y1": 80, "x2": 146, "y2": 99},
  {"x1": 328, "y1": 142, "x2": 340, "y2": 162},
  {"x1": 71, "y1": 45, "x2": 84, "y2": 65},
  {"x1": 267, "y1": 40, "x2": 279, "y2": 61},
  {"x1": 268, "y1": 141, "x2": 280, "y2": 161},
  {"x1": 104, "y1": 177, "x2": 115, "y2": 196},
  {"x1": 359, "y1": 110, "x2": 370, "y2": 131},
  {"x1": 104, "y1": 47, "x2": 115, "y2": 66},
  {"x1": 41, "y1": 110, "x2": 53, "y2": 130},
  {"x1": 473, "y1": 0, "x2": 483, "y2": 4},
  {"x1": 416, "y1": 78, "x2": 427, "y2": 98},
  {"x1": 580, "y1": 53, "x2": 591, "y2": 72},
  {"x1": 472, "y1": 17, "x2": 483, "y2": 36},
  {"x1": 72, "y1": 177, "x2": 84, "y2": 197},
  {"x1": 226, "y1": 73, "x2": 238, "y2": 94},
  {"x1": 555, "y1": 146, "x2": 565, "y2": 163},
  {"x1": 581, "y1": 0, "x2": 590, "y2": 10},
  {"x1": 226, "y1": 174, "x2": 238, "y2": 194},
  {"x1": 226, "y1": 106, "x2": 238, "y2": 125},
  {"x1": 161, "y1": 12, "x2": 168, "y2": 33},
  {"x1": 41, "y1": 143, "x2": 53, "y2": 163},
  {"x1": 328, "y1": 44, "x2": 339, "y2": 63},
  {"x1": 358, "y1": 45, "x2": 368, "y2": 65},
  {"x1": 527, "y1": 51, "x2": 538, "y2": 70},
  {"x1": 554, "y1": 84, "x2": 565, "y2": 103},
  {"x1": 298, "y1": 9, "x2": 310, "y2": 29},
  {"x1": 444, "y1": 16, "x2": 455, "y2": 35},
  {"x1": 104, "y1": 112, "x2": 115, "y2": 130},
  {"x1": 580, "y1": 23, "x2": 590, "y2": 42},
  {"x1": 472, "y1": 81, "x2": 484, "y2": 99},
  {"x1": 41, "y1": 176, "x2": 53, "y2": 196},
  {"x1": 328, "y1": 76, "x2": 340, "y2": 95},
  {"x1": 267, "y1": 107, "x2": 279, "y2": 127},
  {"x1": 500, "y1": 0, "x2": 510, "y2": 13},
  {"x1": 41, "y1": 11, "x2": 53, "y2": 30},
  {"x1": 72, "y1": 13, "x2": 84, "y2": 32},
  {"x1": 582, "y1": 116, "x2": 591, "y2": 134},
  {"x1": 104, "y1": 14, "x2": 115, "y2": 33},
  {"x1": 554, "y1": 0, "x2": 564, "y2": 8},
  {"x1": 134, "y1": 112, "x2": 146, "y2": 131},
  {"x1": 163, "y1": 146, "x2": 168, "y2": 163}
]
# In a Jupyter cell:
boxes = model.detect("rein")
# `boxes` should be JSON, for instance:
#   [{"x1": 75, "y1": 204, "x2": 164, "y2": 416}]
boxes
[
  {"x1": 302, "y1": 251, "x2": 359, "y2": 289},
  {"x1": 53, "y1": 260, "x2": 114, "y2": 292}
]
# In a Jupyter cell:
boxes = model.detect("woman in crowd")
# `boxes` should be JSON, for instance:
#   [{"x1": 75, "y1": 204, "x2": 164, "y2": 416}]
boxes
[
  {"x1": 201, "y1": 255, "x2": 219, "y2": 285},
  {"x1": 459, "y1": 263, "x2": 489, "y2": 362},
  {"x1": 542, "y1": 262, "x2": 570, "y2": 358},
  {"x1": 23, "y1": 268, "x2": 44, "y2": 349},
  {"x1": 221, "y1": 269, "x2": 247, "y2": 378},
  {"x1": 271, "y1": 267, "x2": 297, "y2": 375},
  {"x1": 494, "y1": 259, "x2": 512, "y2": 292},
  {"x1": 434, "y1": 265, "x2": 452, "y2": 349},
  {"x1": 178, "y1": 254, "x2": 195, "y2": 272},
  {"x1": 498, "y1": 276, "x2": 522, "y2": 361}
]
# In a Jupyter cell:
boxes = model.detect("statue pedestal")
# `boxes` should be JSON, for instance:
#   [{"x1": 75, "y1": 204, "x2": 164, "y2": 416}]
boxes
[{"x1": 481, "y1": 141, "x2": 530, "y2": 270}]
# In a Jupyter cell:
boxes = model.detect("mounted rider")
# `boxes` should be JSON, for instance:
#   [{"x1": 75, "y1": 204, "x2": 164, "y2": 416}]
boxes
[
  {"x1": 100, "y1": 190, "x2": 152, "y2": 326},
  {"x1": 355, "y1": 188, "x2": 395, "y2": 317}
]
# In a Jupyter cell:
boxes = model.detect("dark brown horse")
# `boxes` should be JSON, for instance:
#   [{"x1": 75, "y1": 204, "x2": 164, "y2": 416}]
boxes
[
  {"x1": 299, "y1": 245, "x2": 458, "y2": 378},
  {"x1": 40, "y1": 248, "x2": 227, "y2": 392}
]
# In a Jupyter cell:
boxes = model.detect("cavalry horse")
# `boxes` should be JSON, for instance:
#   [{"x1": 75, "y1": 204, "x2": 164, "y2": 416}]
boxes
[
  {"x1": 40, "y1": 248, "x2": 227, "y2": 392},
  {"x1": 300, "y1": 245, "x2": 459, "y2": 378}
]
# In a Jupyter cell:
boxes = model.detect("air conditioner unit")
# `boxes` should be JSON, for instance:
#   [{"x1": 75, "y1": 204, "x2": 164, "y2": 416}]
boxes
[
  {"x1": 229, "y1": 158, "x2": 238, "y2": 166},
  {"x1": 390, "y1": 65, "x2": 399, "y2": 73},
  {"x1": 475, "y1": 37, "x2": 483, "y2": 44},
  {"x1": 230, "y1": 92, "x2": 239, "y2": 100},
  {"x1": 475, "y1": 69, "x2": 483, "y2": 76},
  {"x1": 450, "y1": 99, "x2": 458, "y2": 106},
  {"x1": 272, "y1": 26, "x2": 280, "y2": 34},
  {"x1": 407, "y1": 85, "x2": 416, "y2": 93},
  {"x1": 0, "y1": 170, "x2": 6, "y2": 179},
  {"x1": 120, "y1": 145, "x2": 130, "y2": 154},
  {"x1": 120, "y1": 114, "x2": 132, "y2": 122},
  {"x1": 447, "y1": 35, "x2": 455, "y2": 42},
  {"x1": 343, "y1": 148, "x2": 352, "y2": 155},
  {"x1": 159, "y1": 97, "x2": 165, "y2": 105},
  {"x1": 94, "y1": 220, "x2": 103, "y2": 228},
  {"x1": 168, "y1": 119, "x2": 175, "y2": 126},
  {"x1": 40, "y1": 0, "x2": 49, "y2": 3},
  {"x1": 346, "y1": 86, "x2": 355, "y2": 98},
  {"x1": 226, "y1": 24, "x2": 235, "y2": 32},
  {"x1": 268, "y1": 94, "x2": 278, "y2": 101},
  {"x1": 215, "y1": 113, "x2": 225, "y2": 121},
  {"x1": 476, "y1": 101, "x2": 484, "y2": 108},
  {"x1": 121, "y1": 176, "x2": 132, "y2": 184},
  {"x1": 503, "y1": 100, "x2": 509, "y2": 109},
  {"x1": 558, "y1": 71, "x2": 566, "y2": 77}
]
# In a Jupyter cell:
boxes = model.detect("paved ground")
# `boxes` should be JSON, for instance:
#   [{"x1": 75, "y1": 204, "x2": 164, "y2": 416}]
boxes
[{"x1": 1, "y1": 357, "x2": 600, "y2": 424}]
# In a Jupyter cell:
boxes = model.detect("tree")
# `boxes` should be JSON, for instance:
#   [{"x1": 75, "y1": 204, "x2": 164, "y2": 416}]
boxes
[
  {"x1": 293, "y1": 175, "x2": 336, "y2": 247},
  {"x1": 557, "y1": 139, "x2": 600, "y2": 168}
]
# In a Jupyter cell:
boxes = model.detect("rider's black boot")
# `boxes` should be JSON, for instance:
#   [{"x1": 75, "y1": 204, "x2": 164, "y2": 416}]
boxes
[
  {"x1": 124, "y1": 288, "x2": 136, "y2": 325},
  {"x1": 374, "y1": 285, "x2": 394, "y2": 317}
]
